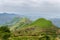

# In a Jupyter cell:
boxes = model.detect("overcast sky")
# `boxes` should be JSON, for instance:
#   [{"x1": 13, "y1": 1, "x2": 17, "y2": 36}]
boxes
[{"x1": 0, "y1": 0, "x2": 60, "y2": 19}]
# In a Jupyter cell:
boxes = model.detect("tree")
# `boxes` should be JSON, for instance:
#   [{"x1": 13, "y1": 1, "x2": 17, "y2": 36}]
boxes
[
  {"x1": 39, "y1": 34, "x2": 50, "y2": 40},
  {"x1": 0, "y1": 25, "x2": 11, "y2": 40}
]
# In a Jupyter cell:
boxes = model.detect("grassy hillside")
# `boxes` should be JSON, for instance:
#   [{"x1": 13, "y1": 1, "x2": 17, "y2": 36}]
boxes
[
  {"x1": 0, "y1": 18, "x2": 59, "y2": 40},
  {"x1": 12, "y1": 18, "x2": 57, "y2": 37},
  {"x1": 30, "y1": 18, "x2": 53, "y2": 28},
  {"x1": 10, "y1": 17, "x2": 32, "y2": 31}
]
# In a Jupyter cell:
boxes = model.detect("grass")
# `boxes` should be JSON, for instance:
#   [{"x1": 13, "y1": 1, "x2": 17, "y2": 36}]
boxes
[
  {"x1": 9, "y1": 36, "x2": 55, "y2": 40},
  {"x1": 30, "y1": 18, "x2": 53, "y2": 28},
  {"x1": 9, "y1": 36, "x2": 39, "y2": 40}
]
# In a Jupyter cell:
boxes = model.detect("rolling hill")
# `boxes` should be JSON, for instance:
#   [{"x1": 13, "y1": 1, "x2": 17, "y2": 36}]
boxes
[
  {"x1": 12, "y1": 18, "x2": 58, "y2": 36},
  {"x1": 30, "y1": 18, "x2": 53, "y2": 28}
]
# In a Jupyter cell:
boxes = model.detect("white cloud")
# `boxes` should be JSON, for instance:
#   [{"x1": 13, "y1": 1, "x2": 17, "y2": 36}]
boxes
[
  {"x1": 0, "y1": 0, "x2": 60, "y2": 18},
  {"x1": 2, "y1": 0, "x2": 60, "y2": 7}
]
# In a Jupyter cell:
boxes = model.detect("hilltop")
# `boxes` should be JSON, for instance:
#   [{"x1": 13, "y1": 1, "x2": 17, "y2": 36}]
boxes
[
  {"x1": 12, "y1": 18, "x2": 58, "y2": 36},
  {"x1": 30, "y1": 18, "x2": 53, "y2": 28}
]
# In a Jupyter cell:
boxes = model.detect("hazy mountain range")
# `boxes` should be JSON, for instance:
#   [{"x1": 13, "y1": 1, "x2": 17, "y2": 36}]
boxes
[
  {"x1": 0, "y1": 13, "x2": 59, "y2": 40},
  {"x1": 50, "y1": 18, "x2": 60, "y2": 27},
  {"x1": 0, "y1": 13, "x2": 21, "y2": 25},
  {"x1": 0, "y1": 13, "x2": 60, "y2": 28}
]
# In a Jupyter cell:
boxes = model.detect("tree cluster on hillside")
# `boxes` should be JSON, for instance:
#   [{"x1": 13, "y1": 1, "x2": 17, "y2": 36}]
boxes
[{"x1": 0, "y1": 25, "x2": 11, "y2": 40}]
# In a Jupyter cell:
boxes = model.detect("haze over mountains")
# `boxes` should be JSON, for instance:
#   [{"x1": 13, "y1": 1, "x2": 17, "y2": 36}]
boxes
[
  {"x1": 0, "y1": 13, "x2": 60, "y2": 28},
  {"x1": 50, "y1": 18, "x2": 60, "y2": 27},
  {"x1": 0, "y1": 13, "x2": 21, "y2": 25}
]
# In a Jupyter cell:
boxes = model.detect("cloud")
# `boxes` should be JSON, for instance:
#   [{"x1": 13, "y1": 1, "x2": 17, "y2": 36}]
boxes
[
  {"x1": 2, "y1": 0, "x2": 60, "y2": 12},
  {"x1": 0, "y1": 0, "x2": 60, "y2": 18}
]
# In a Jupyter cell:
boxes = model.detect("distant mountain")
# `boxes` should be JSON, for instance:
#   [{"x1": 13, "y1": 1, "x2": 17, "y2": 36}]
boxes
[
  {"x1": 50, "y1": 18, "x2": 60, "y2": 27},
  {"x1": 0, "y1": 13, "x2": 21, "y2": 25},
  {"x1": 0, "y1": 13, "x2": 60, "y2": 28}
]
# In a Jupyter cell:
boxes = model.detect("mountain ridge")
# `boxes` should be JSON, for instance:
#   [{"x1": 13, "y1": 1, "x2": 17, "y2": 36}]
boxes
[{"x1": 0, "y1": 13, "x2": 21, "y2": 25}]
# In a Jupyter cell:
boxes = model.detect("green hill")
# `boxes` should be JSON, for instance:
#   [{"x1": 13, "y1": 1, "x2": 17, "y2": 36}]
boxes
[
  {"x1": 12, "y1": 18, "x2": 58, "y2": 36},
  {"x1": 10, "y1": 17, "x2": 32, "y2": 31},
  {"x1": 30, "y1": 18, "x2": 53, "y2": 28},
  {"x1": 0, "y1": 18, "x2": 59, "y2": 40}
]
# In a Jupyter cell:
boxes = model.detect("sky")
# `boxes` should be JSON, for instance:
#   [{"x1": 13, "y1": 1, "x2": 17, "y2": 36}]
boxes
[{"x1": 0, "y1": 0, "x2": 60, "y2": 20}]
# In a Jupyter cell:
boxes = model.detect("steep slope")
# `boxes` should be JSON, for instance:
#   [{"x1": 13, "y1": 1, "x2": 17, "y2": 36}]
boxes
[{"x1": 10, "y1": 17, "x2": 32, "y2": 31}]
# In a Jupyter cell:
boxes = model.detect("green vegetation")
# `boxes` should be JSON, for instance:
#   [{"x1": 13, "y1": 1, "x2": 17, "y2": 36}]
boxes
[
  {"x1": 0, "y1": 25, "x2": 11, "y2": 40},
  {"x1": 30, "y1": 18, "x2": 53, "y2": 28},
  {"x1": 0, "y1": 18, "x2": 59, "y2": 40}
]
